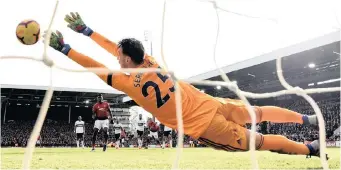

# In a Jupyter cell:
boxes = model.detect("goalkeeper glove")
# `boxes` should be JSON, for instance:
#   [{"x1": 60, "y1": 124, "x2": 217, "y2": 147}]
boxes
[
  {"x1": 43, "y1": 30, "x2": 71, "y2": 55},
  {"x1": 64, "y1": 12, "x2": 93, "y2": 36}
]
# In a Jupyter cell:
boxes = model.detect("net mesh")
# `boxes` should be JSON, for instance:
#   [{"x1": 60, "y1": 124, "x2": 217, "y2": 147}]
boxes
[{"x1": 0, "y1": 0, "x2": 340, "y2": 169}]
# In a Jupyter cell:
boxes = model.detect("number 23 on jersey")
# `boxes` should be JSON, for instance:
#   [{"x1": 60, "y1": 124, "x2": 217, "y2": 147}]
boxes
[{"x1": 142, "y1": 67, "x2": 175, "y2": 108}]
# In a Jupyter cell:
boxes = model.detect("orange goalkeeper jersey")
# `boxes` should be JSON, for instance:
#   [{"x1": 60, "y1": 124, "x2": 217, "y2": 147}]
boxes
[{"x1": 67, "y1": 32, "x2": 222, "y2": 139}]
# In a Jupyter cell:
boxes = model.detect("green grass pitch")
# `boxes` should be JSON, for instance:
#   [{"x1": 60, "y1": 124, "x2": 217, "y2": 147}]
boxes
[{"x1": 1, "y1": 147, "x2": 340, "y2": 169}]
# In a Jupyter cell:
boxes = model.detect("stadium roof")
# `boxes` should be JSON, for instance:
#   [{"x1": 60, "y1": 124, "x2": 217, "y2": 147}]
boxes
[
  {"x1": 1, "y1": 0, "x2": 340, "y2": 94},
  {"x1": 197, "y1": 41, "x2": 340, "y2": 98},
  {"x1": 0, "y1": 88, "x2": 126, "y2": 107},
  {"x1": 188, "y1": 31, "x2": 340, "y2": 81}
]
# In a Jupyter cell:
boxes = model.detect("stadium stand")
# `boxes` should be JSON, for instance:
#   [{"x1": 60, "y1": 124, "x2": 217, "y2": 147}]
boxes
[{"x1": 1, "y1": 94, "x2": 339, "y2": 148}]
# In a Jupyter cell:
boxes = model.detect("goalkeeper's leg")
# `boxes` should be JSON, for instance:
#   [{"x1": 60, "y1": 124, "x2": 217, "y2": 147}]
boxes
[
  {"x1": 254, "y1": 106, "x2": 317, "y2": 125},
  {"x1": 220, "y1": 99, "x2": 317, "y2": 125},
  {"x1": 252, "y1": 132, "x2": 311, "y2": 155},
  {"x1": 199, "y1": 113, "x2": 319, "y2": 156}
]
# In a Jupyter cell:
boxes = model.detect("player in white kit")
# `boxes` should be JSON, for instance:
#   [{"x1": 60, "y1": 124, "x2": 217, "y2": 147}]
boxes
[
  {"x1": 74, "y1": 116, "x2": 85, "y2": 148},
  {"x1": 113, "y1": 119, "x2": 123, "y2": 149},
  {"x1": 136, "y1": 114, "x2": 145, "y2": 149},
  {"x1": 162, "y1": 124, "x2": 172, "y2": 149}
]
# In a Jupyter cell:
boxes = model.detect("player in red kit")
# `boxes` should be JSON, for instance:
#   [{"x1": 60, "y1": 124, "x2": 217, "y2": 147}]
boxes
[{"x1": 92, "y1": 94, "x2": 112, "y2": 152}]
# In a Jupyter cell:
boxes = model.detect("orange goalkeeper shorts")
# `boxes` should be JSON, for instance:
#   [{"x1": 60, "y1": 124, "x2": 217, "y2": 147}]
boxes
[{"x1": 198, "y1": 98, "x2": 261, "y2": 151}]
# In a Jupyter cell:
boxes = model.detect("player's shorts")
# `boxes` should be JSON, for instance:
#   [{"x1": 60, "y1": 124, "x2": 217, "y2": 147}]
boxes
[
  {"x1": 76, "y1": 133, "x2": 84, "y2": 140},
  {"x1": 217, "y1": 98, "x2": 262, "y2": 125},
  {"x1": 149, "y1": 131, "x2": 158, "y2": 139},
  {"x1": 114, "y1": 133, "x2": 121, "y2": 140},
  {"x1": 137, "y1": 130, "x2": 144, "y2": 137},
  {"x1": 163, "y1": 130, "x2": 171, "y2": 137},
  {"x1": 198, "y1": 98, "x2": 261, "y2": 152},
  {"x1": 94, "y1": 119, "x2": 109, "y2": 130}
]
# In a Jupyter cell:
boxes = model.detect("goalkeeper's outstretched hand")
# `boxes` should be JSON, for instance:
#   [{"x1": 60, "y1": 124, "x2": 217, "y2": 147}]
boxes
[
  {"x1": 64, "y1": 12, "x2": 93, "y2": 36},
  {"x1": 42, "y1": 30, "x2": 71, "y2": 55}
]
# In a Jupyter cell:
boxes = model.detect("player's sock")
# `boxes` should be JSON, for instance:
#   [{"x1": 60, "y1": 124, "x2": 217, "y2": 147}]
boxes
[
  {"x1": 92, "y1": 131, "x2": 98, "y2": 149},
  {"x1": 258, "y1": 135, "x2": 310, "y2": 155},
  {"x1": 116, "y1": 141, "x2": 120, "y2": 148},
  {"x1": 305, "y1": 140, "x2": 328, "y2": 160},
  {"x1": 138, "y1": 139, "x2": 141, "y2": 148},
  {"x1": 170, "y1": 140, "x2": 172, "y2": 148},
  {"x1": 103, "y1": 132, "x2": 108, "y2": 151},
  {"x1": 76, "y1": 141, "x2": 79, "y2": 148},
  {"x1": 145, "y1": 138, "x2": 149, "y2": 149},
  {"x1": 259, "y1": 106, "x2": 304, "y2": 124},
  {"x1": 306, "y1": 140, "x2": 319, "y2": 155},
  {"x1": 104, "y1": 133, "x2": 108, "y2": 145},
  {"x1": 302, "y1": 115, "x2": 318, "y2": 125},
  {"x1": 162, "y1": 141, "x2": 165, "y2": 148},
  {"x1": 81, "y1": 141, "x2": 84, "y2": 148}
]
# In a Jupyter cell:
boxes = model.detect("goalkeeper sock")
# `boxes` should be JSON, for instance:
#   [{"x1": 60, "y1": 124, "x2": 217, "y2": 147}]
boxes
[
  {"x1": 259, "y1": 106, "x2": 303, "y2": 124},
  {"x1": 76, "y1": 141, "x2": 79, "y2": 148},
  {"x1": 258, "y1": 135, "x2": 310, "y2": 155},
  {"x1": 302, "y1": 115, "x2": 318, "y2": 125}
]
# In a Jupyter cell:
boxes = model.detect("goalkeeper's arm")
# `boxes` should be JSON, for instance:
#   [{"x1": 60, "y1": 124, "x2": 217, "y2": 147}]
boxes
[
  {"x1": 65, "y1": 48, "x2": 129, "y2": 91},
  {"x1": 66, "y1": 49, "x2": 112, "y2": 83},
  {"x1": 90, "y1": 32, "x2": 120, "y2": 57},
  {"x1": 43, "y1": 31, "x2": 129, "y2": 91},
  {"x1": 64, "y1": 12, "x2": 120, "y2": 57},
  {"x1": 43, "y1": 30, "x2": 129, "y2": 91}
]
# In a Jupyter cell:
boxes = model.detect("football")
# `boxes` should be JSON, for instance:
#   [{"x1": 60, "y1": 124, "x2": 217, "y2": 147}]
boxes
[{"x1": 16, "y1": 20, "x2": 40, "y2": 45}]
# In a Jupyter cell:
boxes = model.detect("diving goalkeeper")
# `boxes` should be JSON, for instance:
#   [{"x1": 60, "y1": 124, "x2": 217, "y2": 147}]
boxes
[{"x1": 44, "y1": 12, "x2": 324, "y2": 157}]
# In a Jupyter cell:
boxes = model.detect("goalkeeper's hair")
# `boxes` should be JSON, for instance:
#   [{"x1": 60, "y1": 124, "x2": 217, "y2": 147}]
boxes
[{"x1": 118, "y1": 38, "x2": 145, "y2": 65}]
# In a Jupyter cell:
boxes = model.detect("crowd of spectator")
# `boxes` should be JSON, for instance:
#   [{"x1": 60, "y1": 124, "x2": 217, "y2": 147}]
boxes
[
  {"x1": 1, "y1": 97, "x2": 340, "y2": 147},
  {"x1": 246, "y1": 97, "x2": 340, "y2": 142}
]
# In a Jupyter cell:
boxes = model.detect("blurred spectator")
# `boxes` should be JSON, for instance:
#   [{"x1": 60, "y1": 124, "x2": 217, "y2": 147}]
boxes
[{"x1": 1, "y1": 97, "x2": 340, "y2": 147}]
